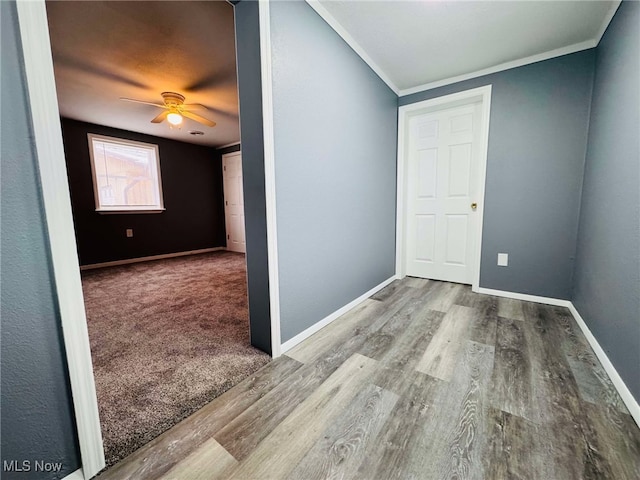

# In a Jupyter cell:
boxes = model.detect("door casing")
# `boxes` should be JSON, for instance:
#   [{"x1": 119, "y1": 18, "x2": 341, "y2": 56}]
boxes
[{"x1": 396, "y1": 85, "x2": 492, "y2": 292}]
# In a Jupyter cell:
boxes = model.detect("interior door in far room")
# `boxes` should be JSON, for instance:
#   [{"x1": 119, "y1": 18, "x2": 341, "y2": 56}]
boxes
[
  {"x1": 223, "y1": 152, "x2": 246, "y2": 253},
  {"x1": 405, "y1": 103, "x2": 482, "y2": 284}
]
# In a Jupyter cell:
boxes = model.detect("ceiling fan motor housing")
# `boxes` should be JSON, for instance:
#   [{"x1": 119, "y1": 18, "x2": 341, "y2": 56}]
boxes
[{"x1": 162, "y1": 92, "x2": 186, "y2": 107}]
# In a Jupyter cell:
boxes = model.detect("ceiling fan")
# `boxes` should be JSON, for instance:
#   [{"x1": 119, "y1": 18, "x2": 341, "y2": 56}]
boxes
[{"x1": 120, "y1": 92, "x2": 216, "y2": 127}]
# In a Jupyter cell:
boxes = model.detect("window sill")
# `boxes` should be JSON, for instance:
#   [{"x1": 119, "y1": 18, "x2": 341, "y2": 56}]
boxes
[{"x1": 96, "y1": 208, "x2": 165, "y2": 215}]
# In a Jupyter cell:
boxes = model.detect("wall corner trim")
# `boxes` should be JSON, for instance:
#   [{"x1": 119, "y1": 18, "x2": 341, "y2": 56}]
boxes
[
  {"x1": 258, "y1": 0, "x2": 282, "y2": 357},
  {"x1": 16, "y1": 1, "x2": 106, "y2": 477},
  {"x1": 304, "y1": 0, "x2": 400, "y2": 95},
  {"x1": 280, "y1": 275, "x2": 396, "y2": 353},
  {"x1": 476, "y1": 287, "x2": 640, "y2": 426}
]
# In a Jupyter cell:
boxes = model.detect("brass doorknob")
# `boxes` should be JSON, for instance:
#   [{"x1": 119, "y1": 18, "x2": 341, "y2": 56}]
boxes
[{"x1": 471, "y1": 202, "x2": 478, "y2": 210}]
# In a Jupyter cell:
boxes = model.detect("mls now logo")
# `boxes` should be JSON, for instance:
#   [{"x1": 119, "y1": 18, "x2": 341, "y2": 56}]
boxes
[{"x1": 3, "y1": 460, "x2": 63, "y2": 473}]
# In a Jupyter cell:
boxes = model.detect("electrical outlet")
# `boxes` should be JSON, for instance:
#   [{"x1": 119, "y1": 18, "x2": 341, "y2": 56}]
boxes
[
  {"x1": 497, "y1": 253, "x2": 508, "y2": 267},
  {"x1": 126, "y1": 229, "x2": 133, "y2": 238}
]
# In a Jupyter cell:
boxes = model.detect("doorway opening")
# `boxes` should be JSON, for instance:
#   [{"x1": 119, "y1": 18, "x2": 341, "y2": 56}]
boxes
[
  {"x1": 396, "y1": 86, "x2": 492, "y2": 291},
  {"x1": 41, "y1": 0, "x2": 268, "y2": 471}
]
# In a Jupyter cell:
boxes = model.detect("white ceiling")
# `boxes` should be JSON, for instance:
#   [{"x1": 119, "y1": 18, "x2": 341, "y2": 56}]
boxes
[
  {"x1": 46, "y1": 1, "x2": 239, "y2": 148},
  {"x1": 315, "y1": 0, "x2": 619, "y2": 93},
  {"x1": 46, "y1": 1, "x2": 619, "y2": 147}
]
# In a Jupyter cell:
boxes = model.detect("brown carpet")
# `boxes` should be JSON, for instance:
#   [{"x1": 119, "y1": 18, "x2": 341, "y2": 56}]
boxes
[{"x1": 81, "y1": 251, "x2": 270, "y2": 467}]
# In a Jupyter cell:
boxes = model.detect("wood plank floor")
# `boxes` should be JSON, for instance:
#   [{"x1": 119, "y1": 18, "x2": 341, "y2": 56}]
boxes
[{"x1": 97, "y1": 278, "x2": 640, "y2": 480}]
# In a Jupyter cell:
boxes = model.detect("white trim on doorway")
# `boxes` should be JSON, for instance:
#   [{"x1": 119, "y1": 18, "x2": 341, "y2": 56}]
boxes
[
  {"x1": 15, "y1": 1, "x2": 105, "y2": 478},
  {"x1": 258, "y1": 0, "x2": 282, "y2": 357},
  {"x1": 395, "y1": 85, "x2": 492, "y2": 292}
]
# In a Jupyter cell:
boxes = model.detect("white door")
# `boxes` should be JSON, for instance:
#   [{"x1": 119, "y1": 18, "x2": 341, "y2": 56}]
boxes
[
  {"x1": 223, "y1": 152, "x2": 246, "y2": 253},
  {"x1": 405, "y1": 103, "x2": 482, "y2": 284}
]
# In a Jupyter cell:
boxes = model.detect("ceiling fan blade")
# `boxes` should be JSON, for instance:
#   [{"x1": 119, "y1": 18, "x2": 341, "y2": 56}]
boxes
[
  {"x1": 151, "y1": 111, "x2": 169, "y2": 124},
  {"x1": 120, "y1": 97, "x2": 165, "y2": 108},
  {"x1": 182, "y1": 103, "x2": 207, "y2": 111},
  {"x1": 182, "y1": 110, "x2": 216, "y2": 127}
]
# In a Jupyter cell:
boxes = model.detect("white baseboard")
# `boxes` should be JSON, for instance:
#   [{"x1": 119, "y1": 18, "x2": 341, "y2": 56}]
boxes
[
  {"x1": 63, "y1": 468, "x2": 84, "y2": 480},
  {"x1": 476, "y1": 287, "x2": 570, "y2": 307},
  {"x1": 475, "y1": 286, "x2": 639, "y2": 426},
  {"x1": 80, "y1": 247, "x2": 225, "y2": 271},
  {"x1": 280, "y1": 276, "x2": 396, "y2": 353},
  {"x1": 567, "y1": 303, "x2": 640, "y2": 426}
]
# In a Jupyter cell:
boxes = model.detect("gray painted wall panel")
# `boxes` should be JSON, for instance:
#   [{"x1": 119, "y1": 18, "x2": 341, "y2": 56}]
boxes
[
  {"x1": 573, "y1": 1, "x2": 640, "y2": 400},
  {"x1": 400, "y1": 51, "x2": 595, "y2": 299},
  {"x1": 234, "y1": 1, "x2": 271, "y2": 354},
  {"x1": 270, "y1": 1, "x2": 398, "y2": 342},
  {"x1": 0, "y1": 2, "x2": 81, "y2": 478}
]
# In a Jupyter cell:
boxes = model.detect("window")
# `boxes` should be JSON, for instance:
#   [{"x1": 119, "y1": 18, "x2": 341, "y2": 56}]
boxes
[{"x1": 88, "y1": 134, "x2": 165, "y2": 213}]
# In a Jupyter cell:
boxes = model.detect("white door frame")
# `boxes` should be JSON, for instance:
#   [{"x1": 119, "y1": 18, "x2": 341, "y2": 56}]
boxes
[
  {"x1": 258, "y1": 0, "x2": 282, "y2": 357},
  {"x1": 15, "y1": 0, "x2": 283, "y2": 477},
  {"x1": 396, "y1": 85, "x2": 492, "y2": 292},
  {"x1": 15, "y1": 2, "x2": 104, "y2": 478}
]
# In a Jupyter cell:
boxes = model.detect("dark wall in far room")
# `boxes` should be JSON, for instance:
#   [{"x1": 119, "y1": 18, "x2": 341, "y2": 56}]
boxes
[{"x1": 61, "y1": 118, "x2": 226, "y2": 265}]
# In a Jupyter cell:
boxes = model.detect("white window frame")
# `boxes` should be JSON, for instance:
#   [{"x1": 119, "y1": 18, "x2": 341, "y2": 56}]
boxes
[{"x1": 87, "y1": 133, "x2": 165, "y2": 214}]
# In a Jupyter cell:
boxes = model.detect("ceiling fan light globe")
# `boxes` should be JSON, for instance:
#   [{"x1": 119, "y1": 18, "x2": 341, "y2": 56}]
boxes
[{"x1": 167, "y1": 112, "x2": 183, "y2": 126}]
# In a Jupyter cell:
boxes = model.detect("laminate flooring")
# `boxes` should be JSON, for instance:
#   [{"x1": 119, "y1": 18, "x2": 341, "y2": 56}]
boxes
[{"x1": 97, "y1": 278, "x2": 640, "y2": 480}]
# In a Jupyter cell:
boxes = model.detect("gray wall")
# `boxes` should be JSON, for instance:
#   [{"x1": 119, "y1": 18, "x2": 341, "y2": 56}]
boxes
[
  {"x1": 573, "y1": 1, "x2": 640, "y2": 400},
  {"x1": 270, "y1": 1, "x2": 398, "y2": 342},
  {"x1": 234, "y1": 0, "x2": 272, "y2": 354},
  {"x1": 400, "y1": 50, "x2": 595, "y2": 299},
  {"x1": 0, "y1": 2, "x2": 81, "y2": 478}
]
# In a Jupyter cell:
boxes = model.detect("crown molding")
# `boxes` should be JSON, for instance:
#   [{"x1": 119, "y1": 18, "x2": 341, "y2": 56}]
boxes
[
  {"x1": 595, "y1": 0, "x2": 622, "y2": 44},
  {"x1": 305, "y1": 0, "x2": 620, "y2": 100},
  {"x1": 305, "y1": 0, "x2": 400, "y2": 95},
  {"x1": 399, "y1": 39, "x2": 596, "y2": 97}
]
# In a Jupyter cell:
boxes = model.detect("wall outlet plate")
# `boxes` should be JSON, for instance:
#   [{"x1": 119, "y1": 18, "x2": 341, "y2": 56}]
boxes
[
  {"x1": 126, "y1": 229, "x2": 133, "y2": 238},
  {"x1": 497, "y1": 253, "x2": 508, "y2": 266}
]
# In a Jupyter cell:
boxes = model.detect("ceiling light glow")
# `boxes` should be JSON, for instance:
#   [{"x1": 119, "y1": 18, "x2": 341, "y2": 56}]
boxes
[{"x1": 167, "y1": 112, "x2": 183, "y2": 126}]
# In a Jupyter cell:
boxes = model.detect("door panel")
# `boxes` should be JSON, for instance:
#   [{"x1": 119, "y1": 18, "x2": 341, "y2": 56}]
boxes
[
  {"x1": 448, "y1": 143, "x2": 472, "y2": 197},
  {"x1": 416, "y1": 214, "x2": 436, "y2": 262},
  {"x1": 418, "y1": 149, "x2": 438, "y2": 198},
  {"x1": 445, "y1": 215, "x2": 468, "y2": 265}
]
